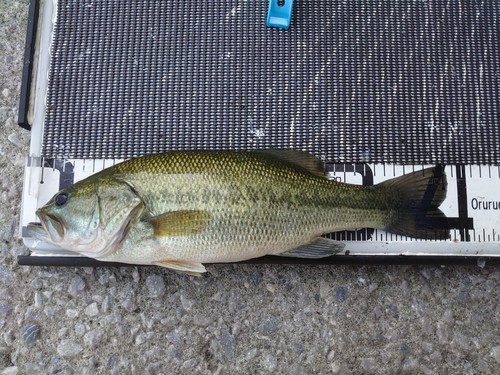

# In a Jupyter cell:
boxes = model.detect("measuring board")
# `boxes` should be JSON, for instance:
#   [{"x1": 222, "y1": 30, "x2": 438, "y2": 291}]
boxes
[
  {"x1": 19, "y1": 157, "x2": 500, "y2": 261},
  {"x1": 17, "y1": 0, "x2": 500, "y2": 264}
]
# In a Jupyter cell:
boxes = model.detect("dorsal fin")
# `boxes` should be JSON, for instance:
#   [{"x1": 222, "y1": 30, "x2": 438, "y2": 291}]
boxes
[{"x1": 256, "y1": 150, "x2": 326, "y2": 178}]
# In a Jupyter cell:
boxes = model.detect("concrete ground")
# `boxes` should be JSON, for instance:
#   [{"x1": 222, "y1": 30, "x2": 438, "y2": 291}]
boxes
[{"x1": 1, "y1": 1, "x2": 499, "y2": 374}]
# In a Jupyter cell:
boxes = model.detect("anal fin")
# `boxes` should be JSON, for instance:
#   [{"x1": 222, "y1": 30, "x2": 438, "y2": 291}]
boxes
[
  {"x1": 278, "y1": 238, "x2": 345, "y2": 258},
  {"x1": 153, "y1": 259, "x2": 207, "y2": 276}
]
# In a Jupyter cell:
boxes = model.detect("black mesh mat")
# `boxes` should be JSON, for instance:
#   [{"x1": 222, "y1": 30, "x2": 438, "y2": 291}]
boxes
[{"x1": 43, "y1": 0, "x2": 500, "y2": 164}]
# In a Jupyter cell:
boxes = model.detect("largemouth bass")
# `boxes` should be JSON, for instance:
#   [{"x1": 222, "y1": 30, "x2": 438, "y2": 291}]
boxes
[{"x1": 28, "y1": 150, "x2": 448, "y2": 275}]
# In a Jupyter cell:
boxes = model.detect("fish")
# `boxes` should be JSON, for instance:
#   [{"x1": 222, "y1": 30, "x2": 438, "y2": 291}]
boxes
[{"x1": 27, "y1": 150, "x2": 449, "y2": 275}]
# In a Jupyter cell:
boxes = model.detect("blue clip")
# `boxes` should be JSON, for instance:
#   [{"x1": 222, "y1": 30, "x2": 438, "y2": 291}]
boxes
[{"x1": 266, "y1": 0, "x2": 295, "y2": 29}]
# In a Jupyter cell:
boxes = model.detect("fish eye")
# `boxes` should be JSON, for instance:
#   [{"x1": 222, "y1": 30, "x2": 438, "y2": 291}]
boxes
[{"x1": 55, "y1": 192, "x2": 69, "y2": 207}]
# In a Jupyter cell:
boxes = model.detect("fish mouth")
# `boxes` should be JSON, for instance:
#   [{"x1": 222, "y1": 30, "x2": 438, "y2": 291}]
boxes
[
  {"x1": 26, "y1": 222, "x2": 50, "y2": 242},
  {"x1": 28, "y1": 209, "x2": 65, "y2": 244}
]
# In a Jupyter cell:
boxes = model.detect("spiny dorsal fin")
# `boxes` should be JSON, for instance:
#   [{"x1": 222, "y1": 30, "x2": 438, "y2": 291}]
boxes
[
  {"x1": 148, "y1": 210, "x2": 209, "y2": 237},
  {"x1": 256, "y1": 149, "x2": 326, "y2": 178},
  {"x1": 153, "y1": 259, "x2": 207, "y2": 276}
]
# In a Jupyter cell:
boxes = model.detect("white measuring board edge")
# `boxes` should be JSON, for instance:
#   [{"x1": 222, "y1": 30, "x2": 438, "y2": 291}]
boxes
[{"x1": 20, "y1": 157, "x2": 500, "y2": 258}]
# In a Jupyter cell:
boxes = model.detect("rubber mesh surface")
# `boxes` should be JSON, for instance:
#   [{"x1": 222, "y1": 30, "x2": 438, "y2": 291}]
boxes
[{"x1": 43, "y1": 0, "x2": 500, "y2": 164}]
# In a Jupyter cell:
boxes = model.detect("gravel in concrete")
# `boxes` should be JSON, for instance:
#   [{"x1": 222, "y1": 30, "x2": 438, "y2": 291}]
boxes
[{"x1": 1, "y1": 1, "x2": 499, "y2": 374}]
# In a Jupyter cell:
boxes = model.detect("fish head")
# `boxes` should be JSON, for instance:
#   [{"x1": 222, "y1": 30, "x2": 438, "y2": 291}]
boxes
[{"x1": 28, "y1": 178, "x2": 145, "y2": 258}]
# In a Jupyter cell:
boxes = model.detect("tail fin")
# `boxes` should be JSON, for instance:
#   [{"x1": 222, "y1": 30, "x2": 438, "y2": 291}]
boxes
[{"x1": 378, "y1": 166, "x2": 449, "y2": 240}]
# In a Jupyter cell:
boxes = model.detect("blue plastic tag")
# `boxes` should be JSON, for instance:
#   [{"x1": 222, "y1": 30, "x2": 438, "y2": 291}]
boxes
[{"x1": 266, "y1": 0, "x2": 295, "y2": 29}]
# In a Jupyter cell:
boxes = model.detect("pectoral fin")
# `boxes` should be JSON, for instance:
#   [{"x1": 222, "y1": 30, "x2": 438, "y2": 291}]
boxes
[
  {"x1": 278, "y1": 238, "x2": 345, "y2": 258},
  {"x1": 153, "y1": 259, "x2": 207, "y2": 276},
  {"x1": 149, "y1": 210, "x2": 209, "y2": 238}
]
